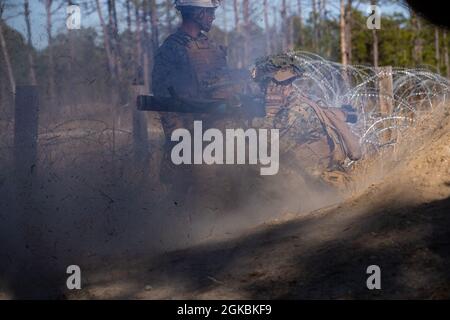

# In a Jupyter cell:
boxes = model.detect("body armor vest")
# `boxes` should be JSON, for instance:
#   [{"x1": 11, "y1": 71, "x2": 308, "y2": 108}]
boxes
[{"x1": 185, "y1": 35, "x2": 229, "y2": 98}]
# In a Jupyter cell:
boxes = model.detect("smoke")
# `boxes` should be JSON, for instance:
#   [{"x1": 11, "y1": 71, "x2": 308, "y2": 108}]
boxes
[
  {"x1": 2, "y1": 50, "x2": 450, "y2": 299},
  {"x1": 0, "y1": 102, "x2": 343, "y2": 292}
]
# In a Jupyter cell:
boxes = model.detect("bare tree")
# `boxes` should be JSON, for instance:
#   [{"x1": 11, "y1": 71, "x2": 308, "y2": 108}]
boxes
[
  {"x1": 340, "y1": 0, "x2": 352, "y2": 65},
  {"x1": 345, "y1": 0, "x2": 352, "y2": 64},
  {"x1": 444, "y1": 30, "x2": 450, "y2": 78},
  {"x1": 134, "y1": 1, "x2": 142, "y2": 66},
  {"x1": 371, "y1": 0, "x2": 378, "y2": 67},
  {"x1": 411, "y1": 10, "x2": 423, "y2": 65},
  {"x1": 165, "y1": 0, "x2": 173, "y2": 36},
  {"x1": 137, "y1": 0, "x2": 159, "y2": 90},
  {"x1": 288, "y1": 1, "x2": 295, "y2": 51},
  {"x1": 24, "y1": 0, "x2": 37, "y2": 85},
  {"x1": 44, "y1": 0, "x2": 56, "y2": 102},
  {"x1": 273, "y1": 4, "x2": 279, "y2": 54},
  {"x1": 320, "y1": 0, "x2": 332, "y2": 58},
  {"x1": 95, "y1": 0, "x2": 116, "y2": 78},
  {"x1": 312, "y1": 0, "x2": 318, "y2": 52},
  {"x1": 263, "y1": 0, "x2": 270, "y2": 54},
  {"x1": 233, "y1": 0, "x2": 240, "y2": 33},
  {"x1": 280, "y1": 0, "x2": 286, "y2": 51},
  {"x1": 318, "y1": 0, "x2": 325, "y2": 53},
  {"x1": 66, "y1": 0, "x2": 78, "y2": 77},
  {"x1": 107, "y1": 0, "x2": 123, "y2": 78},
  {"x1": 0, "y1": 1, "x2": 15, "y2": 94},
  {"x1": 222, "y1": 0, "x2": 229, "y2": 46},
  {"x1": 297, "y1": 0, "x2": 303, "y2": 46},
  {"x1": 435, "y1": 27, "x2": 440, "y2": 74},
  {"x1": 126, "y1": 0, "x2": 132, "y2": 30},
  {"x1": 149, "y1": 0, "x2": 159, "y2": 50},
  {"x1": 340, "y1": 0, "x2": 347, "y2": 65},
  {"x1": 142, "y1": 0, "x2": 151, "y2": 90},
  {"x1": 242, "y1": 0, "x2": 250, "y2": 65},
  {"x1": 233, "y1": 0, "x2": 242, "y2": 67}
]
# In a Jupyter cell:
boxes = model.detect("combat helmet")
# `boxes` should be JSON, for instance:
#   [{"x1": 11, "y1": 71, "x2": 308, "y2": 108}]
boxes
[
  {"x1": 174, "y1": 0, "x2": 220, "y2": 8},
  {"x1": 251, "y1": 54, "x2": 305, "y2": 116},
  {"x1": 253, "y1": 54, "x2": 304, "y2": 86}
]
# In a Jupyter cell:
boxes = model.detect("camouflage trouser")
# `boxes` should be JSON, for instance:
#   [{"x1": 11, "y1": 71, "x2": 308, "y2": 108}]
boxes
[
  {"x1": 159, "y1": 113, "x2": 194, "y2": 205},
  {"x1": 159, "y1": 112, "x2": 249, "y2": 210}
]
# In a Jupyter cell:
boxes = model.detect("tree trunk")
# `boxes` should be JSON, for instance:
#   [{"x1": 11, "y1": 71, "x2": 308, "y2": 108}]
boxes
[
  {"x1": 340, "y1": 0, "x2": 347, "y2": 65},
  {"x1": 134, "y1": 3, "x2": 143, "y2": 67},
  {"x1": 312, "y1": 0, "x2": 318, "y2": 52},
  {"x1": 372, "y1": 28, "x2": 378, "y2": 68},
  {"x1": 134, "y1": 1, "x2": 146, "y2": 92},
  {"x1": 142, "y1": 0, "x2": 151, "y2": 91},
  {"x1": 273, "y1": 4, "x2": 279, "y2": 54},
  {"x1": 340, "y1": 0, "x2": 352, "y2": 65},
  {"x1": 411, "y1": 10, "x2": 423, "y2": 66},
  {"x1": 112, "y1": 0, "x2": 118, "y2": 33},
  {"x1": 149, "y1": 0, "x2": 159, "y2": 50},
  {"x1": 165, "y1": 0, "x2": 173, "y2": 36},
  {"x1": 444, "y1": 30, "x2": 450, "y2": 78},
  {"x1": 66, "y1": 0, "x2": 77, "y2": 106},
  {"x1": 435, "y1": 27, "x2": 440, "y2": 74},
  {"x1": 264, "y1": 0, "x2": 270, "y2": 54},
  {"x1": 139, "y1": 0, "x2": 159, "y2": 91},
  {"x1": 286, "y1": 1, "x2": 294, "y2": 50},
  {"x1": 95, "y1": 0, "x2": 115, "y2": 78},
  {"x1": 45, "y1": 0, "x2": 56, "y2": 102},
  {"x1": 108, "y1": 0, "x2": 122, "y2": 78},
  {"x1": 0, "y1": 20, "x2": 15, "y2": 94},
  {"x1": 233, "y1": 0, "x2": 240, "y2": 33},
  {"x1": 321, "y1": 0, "x2": 331, "y2": 58},
  {"x1": 318, "y1": 0, "x2": 325, "y2": 54},
  {"x1": 24, "y1": 0, "x2": 37, "y2": 85},
  {"x1": 126, "y1": 0, "x2": 131, "y2": 30},
  {"x1": 371, "y1": 0, "x2": 378, "y2": 68},
  {"x1": 233, "y1": 0, "x2": 242, "y2": 67},
  {"x1": 345, "y1": 0, "x2": 352, "y2": 65},
  {"x1": 280, "y1": 0, "x2": 287, "y2": 52},
  {"x1": 242, "y1": 0, "x2": 250, "y2": 66},
  {"x1": 223, "y1": 0, "x2": 228, "y2": 46},
  {"x1": 297, "y1": 0, "x2": 303, "y2": 46},
  {"x1": 290, "y1": 19, "x2": 295, "y2": 51}
]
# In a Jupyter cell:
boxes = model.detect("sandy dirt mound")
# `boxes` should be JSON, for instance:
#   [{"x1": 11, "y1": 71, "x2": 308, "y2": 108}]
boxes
[{"x1": 60, "y1": 103, "x2": 450, "y2": 300}]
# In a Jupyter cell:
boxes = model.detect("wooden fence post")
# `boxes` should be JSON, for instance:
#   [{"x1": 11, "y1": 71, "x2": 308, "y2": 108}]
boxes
[
  {"x1": 14, "y1": 85, "x2": 39, "y2": 199},
  {"x1": 377, "y1": 66, "x2": 394, "y2": 144},
  {"x1": 132, "y1": 67, "x2": 149, "y2": 164},
  {"x1": 13, "y1": 85, "x2": 40, "y2": 290}
]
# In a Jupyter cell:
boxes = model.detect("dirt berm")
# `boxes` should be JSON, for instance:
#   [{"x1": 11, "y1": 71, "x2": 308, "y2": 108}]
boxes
[{"x1": 65, "y1": 102, "x2": 450, "y2": 300}]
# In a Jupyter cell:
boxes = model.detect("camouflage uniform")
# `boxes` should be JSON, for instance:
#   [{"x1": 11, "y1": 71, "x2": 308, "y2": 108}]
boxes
[
  {"x1": 152, "y1": 29, "x2": 249, "y2": 132},
  {"x1": 152, "y1": 29, "x2": 244, "y2": 204},
  {"x1": 253, "y1": 82, "x2": 332, "y2": 177},
  {"x1": 252, "y1": 54, "x2": 361, "y2": 182}
]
